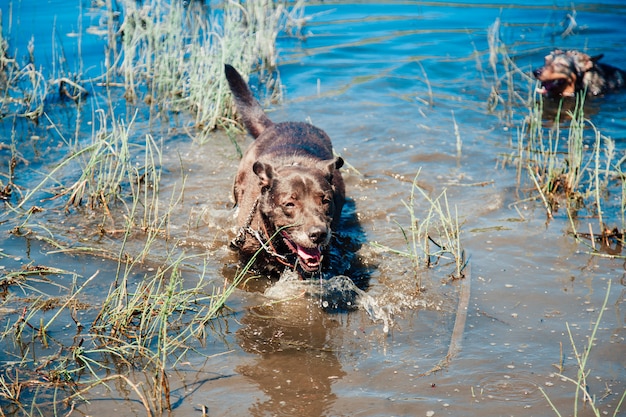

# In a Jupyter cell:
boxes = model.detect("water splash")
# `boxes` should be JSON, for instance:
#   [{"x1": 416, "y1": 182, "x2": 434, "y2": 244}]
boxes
[
  {"x1": 356, "y1": 279, "x2": 436, "y2": 334},
  {"x1": 264, "y1": 272, "x2": 437, "y2": 334}
]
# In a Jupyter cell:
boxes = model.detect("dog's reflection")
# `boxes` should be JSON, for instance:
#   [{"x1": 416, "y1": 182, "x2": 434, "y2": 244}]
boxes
[{"x1": 236, "y1": 302, "x2": 346, "y2": 417}]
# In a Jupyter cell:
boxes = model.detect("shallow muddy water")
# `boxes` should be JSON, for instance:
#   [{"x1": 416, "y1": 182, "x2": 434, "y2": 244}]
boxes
[{"x1": 1, "y1": 1, "x2": 626, "y2": 416}]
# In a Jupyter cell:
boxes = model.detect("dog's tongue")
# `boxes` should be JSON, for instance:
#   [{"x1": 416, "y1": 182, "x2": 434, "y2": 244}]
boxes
[
  {"x1": 536, "y1": 86, "x2": 547, "y2": 95},
  {"x1": 296, "y1": 245, "x2": 321, "y2": 263},
  {"x1": 280, "y1": 232, "x2": 322, "y2": 271}
]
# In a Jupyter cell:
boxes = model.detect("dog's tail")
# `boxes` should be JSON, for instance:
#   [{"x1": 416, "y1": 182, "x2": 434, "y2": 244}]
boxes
[{"x1": 225, "y1": 64, "x2": 273, "y2": 138}]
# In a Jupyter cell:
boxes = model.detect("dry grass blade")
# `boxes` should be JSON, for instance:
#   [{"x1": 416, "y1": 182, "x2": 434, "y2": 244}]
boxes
[
  {"x1": 68, "y1": 374, "x2": 153, "y2": 417},
  {"x1": 418, "y1": 264, "x2": 471, "y2": 377}
]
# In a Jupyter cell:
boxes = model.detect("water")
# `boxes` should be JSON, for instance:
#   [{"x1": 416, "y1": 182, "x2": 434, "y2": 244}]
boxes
[{"x1": 1, "y1": 1, "x2": 626, "y2": 416}]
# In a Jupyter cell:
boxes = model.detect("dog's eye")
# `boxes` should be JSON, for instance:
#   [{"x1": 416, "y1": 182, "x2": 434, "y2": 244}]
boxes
[{"x1": 322, "y1": 197, "x2": 332, "y2": 205}]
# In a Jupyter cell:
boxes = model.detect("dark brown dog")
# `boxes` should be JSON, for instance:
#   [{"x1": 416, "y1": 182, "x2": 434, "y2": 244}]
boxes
[
  {"x1": 225, "y1": 64, "x2": 345, "y2": 276},
  {"x1": 533, "y1": 49, "x2": 626, "y2": 98}
]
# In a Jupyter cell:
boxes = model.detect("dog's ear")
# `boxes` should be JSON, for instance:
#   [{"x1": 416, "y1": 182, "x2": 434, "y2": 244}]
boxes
[
  {"x1": 253, "y1": 161, "x2": 274, "y2": 190},
  {"x1": 321, "y1": 157, "x2": 343, "y2": 172},
  {"x1": 333, "y1": 157, "x2": 344, "y2": 170},
  {"x1": 591, "y1": 54, "x2": 604, "y2": 63},
  {"x1": 319, "y1": 157, "x2": 343, "y2": 181}
]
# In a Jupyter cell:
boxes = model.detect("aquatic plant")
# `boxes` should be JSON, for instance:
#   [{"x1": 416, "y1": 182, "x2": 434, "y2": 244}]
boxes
[
  {"x1": 485, "y1": 17, "x2": 535, "y2": 126},
  {"x1": 540, "y1": 280, "x2": 626, "y2": 417},
  {"x1": 106, "y1": 0, "x2": 304, "y2": 140},
  {"x1": 0, "y1": 0, "x2": 304, "y2": 132},
  {"x1": 372, "y1": 170, "x2": 467, "y2": 283},
  {"x1": 509, "y1": 95, "x2": 625, "y2": 256},
  {"x1": 0, "y1": 8, "x2": 90, "y2": 123},
  {"x1": 0, "y1": 0, "x2": 308, "y2": 414},
  {"x1": 486, "y1": 19, "x2": 625, "y2": 257},
  {"x1": 0, "y1": 242, "x2": 262, "y2": 415}
]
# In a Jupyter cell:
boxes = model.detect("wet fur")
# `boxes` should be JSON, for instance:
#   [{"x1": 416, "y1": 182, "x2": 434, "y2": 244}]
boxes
[
  {"x1": 225, "y1": 64, "x2": 345, "y2": 276},
  {"x1": 533, "y1": 49, "x2": 626, "y2": 98}
]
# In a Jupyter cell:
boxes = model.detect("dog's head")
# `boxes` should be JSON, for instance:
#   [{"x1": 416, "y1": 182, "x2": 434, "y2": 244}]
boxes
[
  {"x1": 253, "y1": 157, "x2": 343, "y2": 273},
  {"x1": 533, "y1": 49, "x2": 602, "y2": 97}
]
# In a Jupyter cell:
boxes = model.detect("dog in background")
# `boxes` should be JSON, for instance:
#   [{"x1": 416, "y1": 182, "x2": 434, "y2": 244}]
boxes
[
  {"x1": 533, "y1": 49, "x2": 626, "y2": 98},
  {"x1": 225, "y1": 64, "x2": 345, "y2": 277}
]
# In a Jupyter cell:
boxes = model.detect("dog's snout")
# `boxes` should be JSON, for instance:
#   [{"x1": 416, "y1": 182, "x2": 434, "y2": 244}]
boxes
[
  {"x1": 533, "y1": 68, "x2": 543, "y2": 79},
  {"x1": 308, "y1": 226, "x2": 328, "y2": 244}
]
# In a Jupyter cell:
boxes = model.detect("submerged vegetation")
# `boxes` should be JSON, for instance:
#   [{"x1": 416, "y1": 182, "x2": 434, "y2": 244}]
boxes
[
  {"x1": 0, "y1": 0, "x2": 301, "y2": 130},
  {"x1": 487, "y1": 17, "x2": 625, "y2": 259},
  {"x1": 0, "y1": 0, "x2": 304, "y2": 414},
  {"x1": 513, "y1": 96, "x2": 625, "y2": 258},
  {"x1": 372, "y1": 169, "x2": 467, "y2": 285},
  {"x1": 540, "y1": 281, "x2": 626, "y2": 417},
  {"x1": 487, "y1": 17, "x2": 625, "y2": 415}
]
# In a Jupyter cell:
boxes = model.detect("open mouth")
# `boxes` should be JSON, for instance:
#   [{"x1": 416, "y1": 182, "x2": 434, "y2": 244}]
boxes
[
  {"x1": 536, "y1": 79, "x2": 566, "y2": 95},
  {"x1": 281, "y1": 232, "x2": 322, "y2": 273}
]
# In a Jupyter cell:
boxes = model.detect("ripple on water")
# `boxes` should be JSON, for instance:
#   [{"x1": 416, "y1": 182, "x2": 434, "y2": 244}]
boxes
[
  {"x1": 476, "y1": 372, "x2": 543, "y2": 403},
  {"x1": 543, "y1": 308, "x2": 564, "y2": 318}
]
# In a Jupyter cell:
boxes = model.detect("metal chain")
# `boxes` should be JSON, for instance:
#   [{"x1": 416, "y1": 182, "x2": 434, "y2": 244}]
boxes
[
  {"x1": 230, "y1": 195, "x2": 294, "y2": 268},
  {"x1": 230, "y1": 196, "x2": 260, "y2": 249}
]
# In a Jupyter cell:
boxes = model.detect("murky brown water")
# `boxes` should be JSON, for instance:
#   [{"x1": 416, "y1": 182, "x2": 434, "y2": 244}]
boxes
[{"x1": 1, "y1": 1, "x2": 626, "y2": 416}]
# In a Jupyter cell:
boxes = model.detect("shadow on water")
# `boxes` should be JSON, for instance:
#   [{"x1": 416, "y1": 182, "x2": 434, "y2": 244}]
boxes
[{"x1": 321, "y1": 198, "x2": 375, "y2": 309}]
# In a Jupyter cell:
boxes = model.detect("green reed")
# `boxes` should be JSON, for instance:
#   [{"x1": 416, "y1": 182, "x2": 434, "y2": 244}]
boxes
[
  {"x1": 0, "y1": 8, "x2": 87, "y2": 123},
  {"x1": 1, "y1": 0, "x2": 302, "y2": 131},
  {"x1": 485, "y1": 17, "x2": 535, "y2": 125},
  {"x1": 0, "y1": 105, "x2": 258, "y2": 413},
  {"x1": 516, "y1": 94, "x2": 624, "y2": 254},
  {"x1": 485, "y1": 30, "x2": 626, "y2": 412},
  {"x1": 64, "y1": 109, "x2": 138, "y2": 212},
  {"x1": 486, "y1": 18, "x2": 625, "y2": 253},
  {"x1": 106, "y1": 0, "x2": 304, "y2": 141},
  {"x1": 540, "y1": 280, "x2": 626, "y2": 417},
  {"x1": 372, "y1": 170, "x2": 466, "y2": 284},
  {"x1": 0, "y1": 238, "x2": 259, "y2": 416}
]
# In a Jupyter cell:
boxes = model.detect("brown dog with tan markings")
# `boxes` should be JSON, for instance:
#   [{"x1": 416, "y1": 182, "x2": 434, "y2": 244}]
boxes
[
  {"x1": 533, "y1": 49, "x2": 626, "y2": 98},
  {"x1": 225, "y1": 64, "x2": 345, "y2": 277}
]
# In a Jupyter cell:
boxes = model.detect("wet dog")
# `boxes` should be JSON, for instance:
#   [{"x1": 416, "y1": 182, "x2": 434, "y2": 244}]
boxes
[
  {"x1": 533, "y1": 49, "x2": 626, "y2": 98},
  {"x1": 225, "y1": 65, "x2": 345, "y2": 277}
]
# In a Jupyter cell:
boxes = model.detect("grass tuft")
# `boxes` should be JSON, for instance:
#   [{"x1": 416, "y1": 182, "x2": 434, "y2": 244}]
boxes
[
  {"x1": 486, "y1": 20, "x2": 625, "y2": 255},
  {"x1": 372, "y1": 170, "x2": 466, "y2": 284},
  {"x1": 106, "y1": 0, "x2": 305, "y2": 140},
  {"x1": 0, "y1": 1, "x2": 307, "y2": 414}
]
